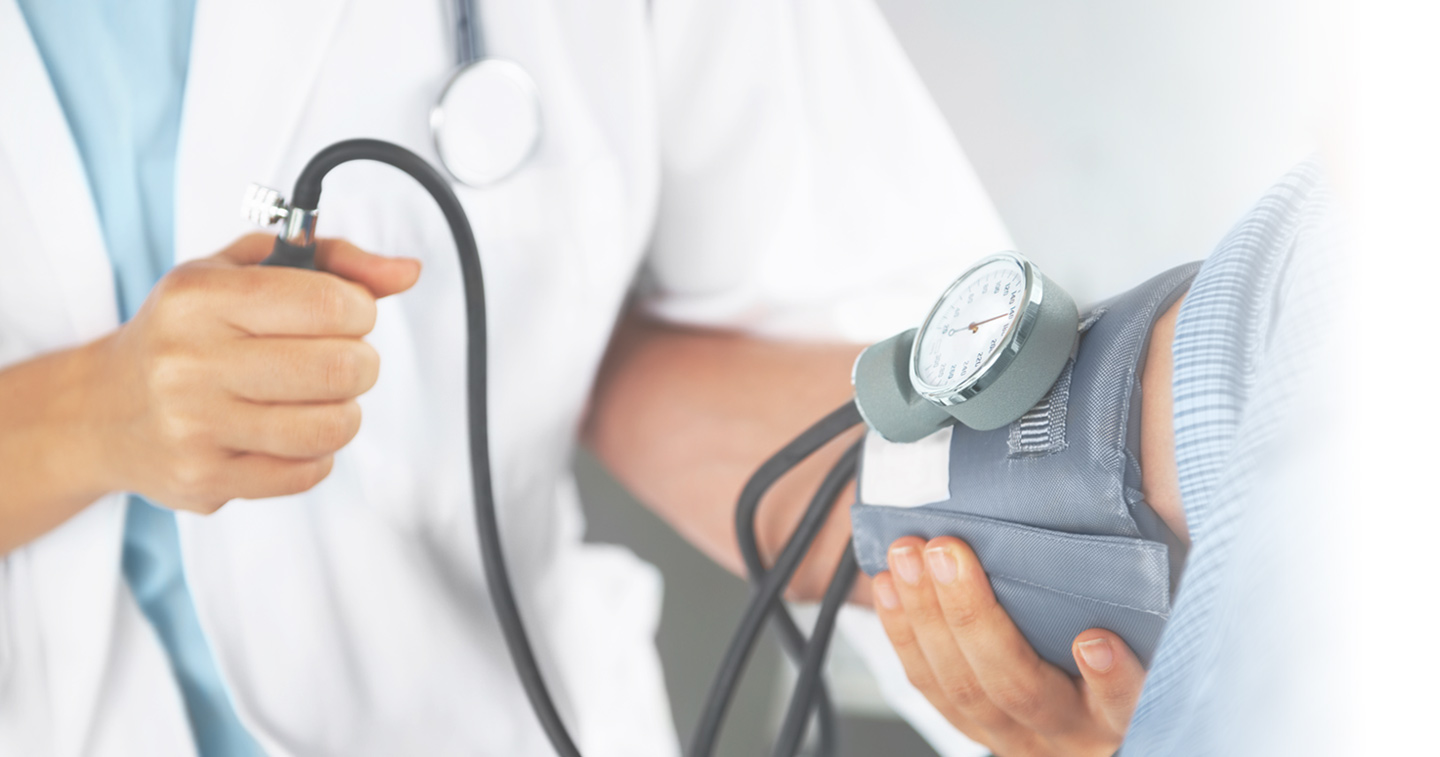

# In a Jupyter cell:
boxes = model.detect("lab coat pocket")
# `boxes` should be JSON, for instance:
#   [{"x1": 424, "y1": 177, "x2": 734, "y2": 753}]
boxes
[
  {"x1": 850, "y1": 503, "x2": 1172, "y2": 674},
  {"x1": 538, "y1": 540, "x2": 680, "y2": 757}
]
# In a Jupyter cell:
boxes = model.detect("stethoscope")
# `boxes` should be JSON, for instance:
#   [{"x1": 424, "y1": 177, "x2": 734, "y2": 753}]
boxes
[{"x1": 431, "y1": 0, "x2": 542, "y2": 187}]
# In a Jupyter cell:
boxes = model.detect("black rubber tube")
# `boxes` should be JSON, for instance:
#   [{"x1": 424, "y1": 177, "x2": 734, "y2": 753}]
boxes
[
  {"x1": 259, "y1": 237, "x2": 318, "y2": 270},
  {"x1": 771, "y1": 544, "x2": 859, "y2": 757},
  {"x1": 732, "y1": 401, "x2": 863, "y2": 756},
  {"x1": 274, "y1": 139, "x2": 582, "y2": 757},
  {"x1": 270, "y1": 139, "x2": 865, "y2": 757},
  {"x1": 688, "y1": 441, "x2": 861, "y2": 757}
]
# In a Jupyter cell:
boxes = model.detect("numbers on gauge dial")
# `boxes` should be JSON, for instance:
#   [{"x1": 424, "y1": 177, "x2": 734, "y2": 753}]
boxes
[{"x1": 916, "y1": 259, "x2": 1026, "y2": 389}]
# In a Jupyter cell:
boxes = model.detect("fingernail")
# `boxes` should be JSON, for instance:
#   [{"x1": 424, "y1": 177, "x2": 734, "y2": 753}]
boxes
[
  {"x1": 925, "y1": 547, "x2": 957, "y2": 584},
  {"x1": 1077, "y1": 638, "x2": 1114, "y2": 672},
  {"x1": 891, "y1": 546, "x2": 922, "y2": 585},
  {"x1": 874, "y1": 577, "x2": 900, "y2": 610}
]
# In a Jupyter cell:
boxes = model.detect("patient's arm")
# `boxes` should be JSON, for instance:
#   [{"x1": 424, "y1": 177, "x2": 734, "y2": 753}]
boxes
[
  {"x1": 584, "y1": 311, "x2": 865, "y2": 601},
  {"x1": 1140, "y1": 295, "x2": 1187, "y2": 543},
  {"x1": 869, "y1": 295, "x2": 1184, "y2": 757}
]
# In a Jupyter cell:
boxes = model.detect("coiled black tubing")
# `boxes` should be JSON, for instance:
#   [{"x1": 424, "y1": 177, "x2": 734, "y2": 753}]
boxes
[{"x1": 268, "y1": 139, "x2": 863, "y2": 757}]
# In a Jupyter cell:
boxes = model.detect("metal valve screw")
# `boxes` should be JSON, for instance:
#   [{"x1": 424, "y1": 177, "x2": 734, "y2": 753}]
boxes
[{"x1": 242, "y1": 184, "x2": 292, "y2": 226}]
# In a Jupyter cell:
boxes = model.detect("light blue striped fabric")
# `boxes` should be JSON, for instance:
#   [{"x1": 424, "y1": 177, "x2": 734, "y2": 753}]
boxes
[
  {"x1": 1122, "y1": 161, "x2": 1336, "y2": 754},
  {"x1": 18, "y1": 3, "x2": 265, "y2": 755}
]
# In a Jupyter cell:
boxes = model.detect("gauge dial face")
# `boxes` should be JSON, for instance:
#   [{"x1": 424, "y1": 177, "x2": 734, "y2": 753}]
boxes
[{"x1": 914, "y1": 257, "x2": 1028, "y2": 392}]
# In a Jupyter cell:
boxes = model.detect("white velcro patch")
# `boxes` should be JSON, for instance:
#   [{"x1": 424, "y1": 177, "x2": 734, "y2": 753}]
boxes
[{"x1": 858, "y1": 425, "x2": 953, "y2": 508}]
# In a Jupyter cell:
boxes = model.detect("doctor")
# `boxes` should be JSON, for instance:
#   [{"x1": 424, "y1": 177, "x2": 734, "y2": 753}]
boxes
[{"x1": 0, "y1": 0, "x2": 1017, "y2": 755}]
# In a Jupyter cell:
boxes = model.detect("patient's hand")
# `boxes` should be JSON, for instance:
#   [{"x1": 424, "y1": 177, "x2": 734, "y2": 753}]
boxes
[{"x1": 872, "y1": 536, "x2": 1144, "y2": 756}]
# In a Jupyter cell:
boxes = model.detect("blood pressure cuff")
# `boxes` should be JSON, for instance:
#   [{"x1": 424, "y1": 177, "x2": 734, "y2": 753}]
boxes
[{"x1": 851, "y1": 261, "x2": 1200, "y2": 675}]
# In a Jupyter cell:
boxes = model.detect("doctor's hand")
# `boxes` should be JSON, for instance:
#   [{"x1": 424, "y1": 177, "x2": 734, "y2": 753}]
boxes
[
  {"x1": 872, "y1": 535, "x2": 1146, "y2": 757},
  {"x1": 87, "y1": 233, "x2": 420, "y2": 514}
]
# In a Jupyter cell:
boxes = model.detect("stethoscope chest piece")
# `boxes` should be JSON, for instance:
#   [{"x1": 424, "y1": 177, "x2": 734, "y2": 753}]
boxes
[{"x1": 431, "y1": 58, "x2": 542, "y2": 187}]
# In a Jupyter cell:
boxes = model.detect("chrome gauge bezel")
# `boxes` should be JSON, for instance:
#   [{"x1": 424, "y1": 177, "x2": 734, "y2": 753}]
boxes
[{"x1": 909, "y1": 251, "x2": 1046, "y2": 407}]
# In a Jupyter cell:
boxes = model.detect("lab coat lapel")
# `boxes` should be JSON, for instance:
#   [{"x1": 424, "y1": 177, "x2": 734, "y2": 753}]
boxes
[
  {"x1": 0, "y1": 4, "x2": 126, "y2": 757},
  {"x1": 0, "y1": 0, "x2": 117, "y2": 338},
  {"x1": 175, "y1": 0, "x2": 351, "y2": 263}
]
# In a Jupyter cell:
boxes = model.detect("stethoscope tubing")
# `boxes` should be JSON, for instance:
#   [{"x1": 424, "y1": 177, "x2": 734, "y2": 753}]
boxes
[{"x1": 453, "y1": 0, "x2": 484, "y2": 65}]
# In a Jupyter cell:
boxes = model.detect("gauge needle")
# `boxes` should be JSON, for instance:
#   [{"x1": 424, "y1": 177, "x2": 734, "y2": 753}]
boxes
[{"x1": 968, "y1": 313, "x2": 1009, "y2": 333}]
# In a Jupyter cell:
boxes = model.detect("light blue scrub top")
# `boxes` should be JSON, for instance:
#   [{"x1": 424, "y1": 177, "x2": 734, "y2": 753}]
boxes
[{"x1": 18, "y1": 2, "x2": 265, "y2": 755}]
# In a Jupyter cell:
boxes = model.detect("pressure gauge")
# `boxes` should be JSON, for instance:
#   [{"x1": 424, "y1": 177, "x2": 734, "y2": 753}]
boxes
[
  {"x1": 911, "y1": 255, "x2": 1030, "y2": 399},
  {"x1": 852, "y1": 251, "x2": 1079, "y2": 440}
]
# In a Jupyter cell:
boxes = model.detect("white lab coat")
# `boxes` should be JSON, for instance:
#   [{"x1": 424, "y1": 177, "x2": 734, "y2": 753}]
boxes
[{"x1": 0, "y1": 0, "x2": 1011, "y2": 754}]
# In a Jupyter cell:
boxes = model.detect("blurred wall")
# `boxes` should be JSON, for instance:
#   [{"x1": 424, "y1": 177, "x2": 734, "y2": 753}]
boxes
[{"x1": 878, "y1": 0, "x2": 1321, "y2": 305}]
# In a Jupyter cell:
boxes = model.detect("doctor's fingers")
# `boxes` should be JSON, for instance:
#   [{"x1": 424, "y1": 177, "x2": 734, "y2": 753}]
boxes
[
  {"x1": 152, "y1": 260, "x2": 378, "y2": 338},
  {"x1": 872, "y1": 573, "x2": 1012, "y2": 747},
  {"x1": 313, "y1": 238, "x2": 422, "y2": 299},
  {"x1": 1070, "y1": 629, "x2": 1146, "y2": 736},
  {"x1": 217, "y1": 400, "x2": 364, "y2": 460},
  {"x1": 163, "y1": 453, "x2": 336, "y2": 514},
  {"x1": 922, "y1": 537, "x2": 1089, "y2": 736},
  {"x1": 879, "y1": 539, "x2": 1023, "y2": 741},
  {"x1": 220, "y1": 338, "x2": 380, "y2": 402},
  {"x1": 209, "y1": 234, "x2": 421, "y2": 300}
]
